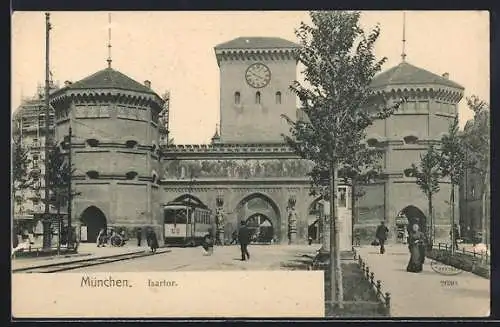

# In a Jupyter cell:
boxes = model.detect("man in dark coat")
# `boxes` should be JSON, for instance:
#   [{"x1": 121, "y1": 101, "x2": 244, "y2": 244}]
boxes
[
  {"x1": 375, "y1": 221, "x2": 389, "y2": 254},
  {"x1": 147, "y1": 229, "x2": 159, "y2": 254},
  {"x1": 238, "y1": 221, "x2": 251, "y2": 261},
  {"x1": 136, "y1": 228, "x2": 142, "y2": 247},
  {"x1": 450, "y1": 224, "x2": 460, "y2": 250}
]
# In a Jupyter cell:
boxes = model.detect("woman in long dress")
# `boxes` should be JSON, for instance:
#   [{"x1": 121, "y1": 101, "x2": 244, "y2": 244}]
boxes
[{"x1": 407, "y1": 224, "x2": 426, "y2": 273}]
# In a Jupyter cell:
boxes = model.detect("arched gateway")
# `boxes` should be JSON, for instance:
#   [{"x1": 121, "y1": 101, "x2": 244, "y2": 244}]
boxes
[
  {"x1": 79, "y1": 206, "x2": 107, "y2": 243},
  {"x1": 234, "y1": 193, "x2": 281, "y2": 243}
]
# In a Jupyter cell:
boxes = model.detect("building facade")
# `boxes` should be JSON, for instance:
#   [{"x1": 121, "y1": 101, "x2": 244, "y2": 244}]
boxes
[
  {"x1": 45, "y1": 36, "x2": 463, "y2": 246},
  {"x1": 12, "y1": 83, "x2": 58, "y2": 226}
]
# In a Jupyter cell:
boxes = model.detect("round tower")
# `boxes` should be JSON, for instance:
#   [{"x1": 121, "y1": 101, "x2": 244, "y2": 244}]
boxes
[
  {"x1": 359, "y1": 61, "x2": 464, "y2": 242},
  {"x1": 50, "y1": 67, "x2": 165, "y2": 243}
]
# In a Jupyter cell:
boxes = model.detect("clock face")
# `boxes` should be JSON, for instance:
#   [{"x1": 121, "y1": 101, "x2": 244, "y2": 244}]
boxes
[{"x1": 245, "y1": 63, "x2": 271, "y2": 88}]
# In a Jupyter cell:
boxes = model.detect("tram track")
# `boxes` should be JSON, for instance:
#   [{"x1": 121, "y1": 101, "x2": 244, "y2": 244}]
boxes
[{"x1": 12, "y1": 250, "x2": 171, "y2": 274}]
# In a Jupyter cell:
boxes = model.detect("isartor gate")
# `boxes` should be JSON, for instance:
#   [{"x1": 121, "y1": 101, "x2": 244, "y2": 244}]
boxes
[{"x1": 160, "y1": 143, "x2": 352, "y2": 245}]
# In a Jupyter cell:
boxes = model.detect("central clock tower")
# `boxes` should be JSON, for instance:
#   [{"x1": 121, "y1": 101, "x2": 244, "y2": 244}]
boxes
[{"x1": 214, "y1": 37, "x2": 300, "y2": 144}]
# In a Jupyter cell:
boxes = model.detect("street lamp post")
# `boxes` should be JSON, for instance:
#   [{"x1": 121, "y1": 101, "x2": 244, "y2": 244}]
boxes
[{"x1": 42, "y1": 12, "x2": 53, "y2": 251}]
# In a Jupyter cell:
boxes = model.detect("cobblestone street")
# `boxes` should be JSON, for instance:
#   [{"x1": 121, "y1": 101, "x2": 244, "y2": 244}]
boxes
[{"x1": 65, "y1": 244, "x2": 321, "y2": 273}]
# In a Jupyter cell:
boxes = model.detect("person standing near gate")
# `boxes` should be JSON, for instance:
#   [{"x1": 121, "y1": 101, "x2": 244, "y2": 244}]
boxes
[
  {"x1": 136, "y1": 227, "x2": 142, "y2": 247},
  {"x1": 375, "y1": 221, "x2": 389, "y2": 254},
  {"x1": 238, "y1": 221, "x2": 251, "y2": 261}
]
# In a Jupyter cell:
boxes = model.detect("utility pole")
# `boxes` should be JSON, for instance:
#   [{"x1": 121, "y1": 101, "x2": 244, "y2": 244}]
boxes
[{"x1": 42, "y1": 12, "x2": 52, "y2": 251}]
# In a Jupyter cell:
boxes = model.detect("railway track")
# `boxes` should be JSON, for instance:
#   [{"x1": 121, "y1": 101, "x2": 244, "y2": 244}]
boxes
[{"x1": 13, "y1": 250, "x2": 171, "y2": 274}]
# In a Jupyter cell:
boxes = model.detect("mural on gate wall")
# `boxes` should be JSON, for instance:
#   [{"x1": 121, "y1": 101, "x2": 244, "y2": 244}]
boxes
[{"x1": 162, "y1": 159, "x2": 315, "y2": 179}]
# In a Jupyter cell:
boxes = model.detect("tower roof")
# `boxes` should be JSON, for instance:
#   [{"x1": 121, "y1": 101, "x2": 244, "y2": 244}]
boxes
[
  {"x1": 215, "y1": 36, "x2": 300, "y2": 50},
  {"x1": 370, "y1": 61, "x2": 464, "y2": 89},
  {"x1": 59, "y1": 67, "x2": 155, "y2": 94}
]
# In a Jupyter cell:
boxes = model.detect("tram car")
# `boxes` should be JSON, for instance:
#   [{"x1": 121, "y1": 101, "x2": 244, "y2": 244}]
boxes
[{"x1": 163, "y1": 201, "x2": 213, "y2": 246}]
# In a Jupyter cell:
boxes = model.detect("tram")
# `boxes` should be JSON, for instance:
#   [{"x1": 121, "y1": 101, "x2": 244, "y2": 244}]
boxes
[{"x1": 163, "y1": 201, "x2": 213, "y2": 246}]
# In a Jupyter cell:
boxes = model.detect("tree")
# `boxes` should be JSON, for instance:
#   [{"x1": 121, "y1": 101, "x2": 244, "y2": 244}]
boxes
[
  {"x1": 439, "y1": 116, "x2": 468, "y2": 254},
  {"x1": 462, "y1": 95, "x2": 490, "y2": 246},
  {"x1": 282, "y1": 11, "x2": 399, "y2": 308},
  {"x1": 407, "y1": 145, "x2": 441, "y2": 247},
  {"x1": 12, "y1": 128, "x2": 31, "y2": 247},
  {"x1": 44, "y1": 136, "x2": 81, "y2": 250},
  {"x1": 12, "y1": 132, "x2": 31, "y2": 191}
]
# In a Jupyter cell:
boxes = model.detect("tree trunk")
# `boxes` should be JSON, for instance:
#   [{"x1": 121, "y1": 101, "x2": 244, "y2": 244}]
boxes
[
  {"x1": 329, "y1": 163, "x2": 343, "y2": 309},
  {"x1": 57, "y1": 195, "x2": 61, "y2": 256},
  {"x1": 321, "y1": 207, "x2": 330, "y2": 252},
  {"x1": 351, "y1": 182, "x2": 356, "y2": 247},
  {"x1": 450, "y1": 184, "x2": 455, "y2": 255},
  {"x1": 481, "y1": 170, "x2": 489, "y2": 246},
  {"x1": 428, "y1": 193, "x2": 433, "y2": 248}
]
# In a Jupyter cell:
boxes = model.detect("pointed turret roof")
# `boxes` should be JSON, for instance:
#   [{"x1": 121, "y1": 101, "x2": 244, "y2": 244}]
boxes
[
  {"x1": 371, "y1": 61, "x2": 464, "y2": 89},
  {"x1": 62, "y1": 67, "x2": 155, "y2": 94}
]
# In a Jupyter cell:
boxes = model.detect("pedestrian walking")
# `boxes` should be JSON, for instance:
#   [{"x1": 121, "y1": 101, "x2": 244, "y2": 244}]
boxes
[
  {"x1": 97, "y1": 228, "x2": 106, "y2": 247},
  {"x1": 450, "y1": 224, "x2": 460, "y2": 250},
  {"x1": 202, "y1": 233, "x2": 214, "y2": 256},
  {"x1": 238, "y1": 221, "x2": 251, "y2": 261},
  {"x1": 406, "y1": 224, "x2": 426, "y2": 273},
  {"x1": 230, "y1": 230, "x2": 238, "y2": 245},
  {"x1": 147, "y1": 228, "x2": 159, "y2": 254},
  {"x1": 375, "y1": 221, "x2": 389, "y2": 254},
  {"x1": 136, "y1": 227, "x2": 142, "y2": 247}
]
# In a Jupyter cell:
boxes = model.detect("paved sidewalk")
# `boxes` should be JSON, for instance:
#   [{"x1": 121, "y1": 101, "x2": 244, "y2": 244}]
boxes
[
  {"x1": 11, "y1": 243, "x2": 164, "y2": 271},
  {"x1": 356, "y1": 244, "x2": 490, "y2": 317}
]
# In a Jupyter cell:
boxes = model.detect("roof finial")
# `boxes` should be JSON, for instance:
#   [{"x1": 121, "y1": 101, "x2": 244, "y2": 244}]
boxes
[
  {"x1": 401, "y1": 11, "x2": 407, "y2": 62},
  {"x1": 107, "y1": 13, "x2": 112, "y2": 68}
]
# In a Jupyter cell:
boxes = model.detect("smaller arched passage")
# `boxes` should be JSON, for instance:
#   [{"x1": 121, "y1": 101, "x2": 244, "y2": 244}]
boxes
[
  {"x1": 307, "y1": 197, "x2": 323, "y2": 243},
  {"x1": 245, "y1": 213, "x2": 274, "y2": 244},
  {"x1": 80, "y1": 206, "x2": 107, "y2": 243},
  {"x1": 234, "y1": 193, "x2": 281, "y2": 243},
  {"x1": 399, "y1": 205, "x2": 427, "y2": 234}
]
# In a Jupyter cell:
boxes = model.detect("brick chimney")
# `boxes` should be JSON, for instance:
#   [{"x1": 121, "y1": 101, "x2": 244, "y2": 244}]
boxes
[
  {"x1": 144, "y1": 80, "x2": 151, "y2": 89},
  {"x1": 442, "y1": 72, "x2": 449, "y2": 79}
]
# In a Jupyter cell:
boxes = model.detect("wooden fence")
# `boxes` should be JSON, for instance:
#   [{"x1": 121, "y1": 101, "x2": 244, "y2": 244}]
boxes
[{"x1": 352, "y1": 249, "x2": 391, "y2": 312}]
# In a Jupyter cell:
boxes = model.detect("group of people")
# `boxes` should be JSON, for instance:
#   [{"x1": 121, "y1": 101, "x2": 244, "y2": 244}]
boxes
[
  {"x1": 374, "y1": 221, "x2": 426, "y2": 273},
  {"x1": 96, "y1": 227, "x2": 159, "y2": 254}
]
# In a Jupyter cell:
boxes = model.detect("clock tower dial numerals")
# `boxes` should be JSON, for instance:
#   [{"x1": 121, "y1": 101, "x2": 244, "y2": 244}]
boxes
[{"x1": 245, "y1": 63, "x2": 271, "y2": 88}]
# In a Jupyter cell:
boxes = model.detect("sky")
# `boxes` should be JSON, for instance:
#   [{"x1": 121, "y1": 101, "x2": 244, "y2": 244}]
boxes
[{"x1": 12, "y1": 11, "x2": 489, "y2": 144}]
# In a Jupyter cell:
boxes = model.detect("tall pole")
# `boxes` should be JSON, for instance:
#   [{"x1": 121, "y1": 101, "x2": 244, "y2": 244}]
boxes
[
  {"x1": 67, "y1": 125, "x2": 73, "y2": 249},
  {"x1": 42, "y1": 12, "x2": 52, "y2": 251}
]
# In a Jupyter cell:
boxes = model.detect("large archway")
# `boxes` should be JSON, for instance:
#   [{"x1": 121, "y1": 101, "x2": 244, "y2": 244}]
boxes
[
  {"x1": 234, "y1": 193, "x2": 281, "y2": 243},
  {"x1": 399, "y1": 205, "x2": 427, "y2": 234},
  {"x1": 245, "y1": 213, "x2": 274, "y2": 243},
  {"x1": 80, "y1": 206, "x2": 107, "y2": 243}
]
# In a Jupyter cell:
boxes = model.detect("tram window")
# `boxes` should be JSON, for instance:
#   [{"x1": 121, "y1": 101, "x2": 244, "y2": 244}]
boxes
[
  {"x1": 177, "y1": 209, "x2": 187, "y2": 224},
  {"x1": 164, "y1": 209, "x2": 176, "y2": 224}
]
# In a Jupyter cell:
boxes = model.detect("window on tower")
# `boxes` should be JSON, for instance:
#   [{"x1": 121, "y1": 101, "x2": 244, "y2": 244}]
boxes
[
  {"x1": 86, "y1": 170, "x2": 99, "y2": 179},
  {"x1": 255, "y1": 91, "x2": 261, "y2": 104},
  {"x1": 276, "y1": 91, "x2": 282, "y2": 104},
  {"x1": 234, "y1": 92, "x2": 241, "y2": 105},
  {"x1": 86, "y1": 139, "x2": 99, "y2": 147}
]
